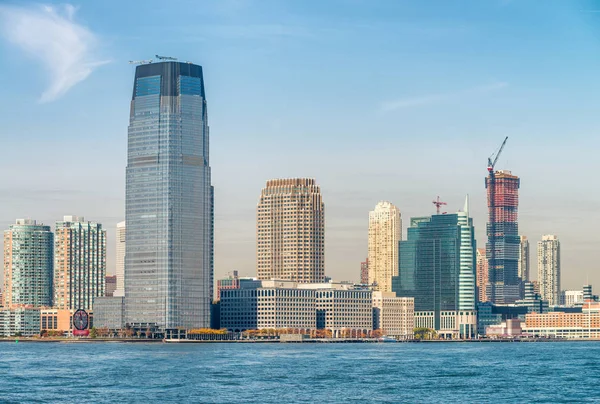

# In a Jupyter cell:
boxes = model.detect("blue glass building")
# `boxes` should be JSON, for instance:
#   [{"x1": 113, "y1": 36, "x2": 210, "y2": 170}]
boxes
[
  {"x1": 125, "y1": 62, "x2": 213, "y2": 330},
  {"x1": 392, "y1": 199, "x2": 477, "y2": 338}
]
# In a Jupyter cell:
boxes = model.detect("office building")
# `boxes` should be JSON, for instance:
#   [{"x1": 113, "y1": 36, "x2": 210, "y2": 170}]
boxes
[
  {"x1": 523, "y1": 301, "x2": 600, "y2": 339},
  {"x1": 360, "y1": 259, "x2": 369, "y2": 285},
  {"x1": 219, "y1": 280, "x2": 373, "y2": 335},
  {"x1": 256, "y1": 178, "x2": 324, "y2": 283},
  {"x1": 92, "y1": 297, "x2": 125, "y2": 330},
  {"x1": 537, "y1": 235, "x2": 560, "y2": 306},
  {"x1": 0, "y1": 307, "x2": 41, "y2": 337},
  {"x1": 54, "y1": 216, "x2": 106, "y2": 311},
  {"x1": 125, "y1": 61, "x2": 213, "y2": 331},
  {"x1": 372, "y1": 291, "x2": 414, "y2": 339},
  {"x1": 518, "y1": 236, "x2": 530, "y2": 282},
  {"x1": 486, "y1": 170, "x2": 520, "y2": 304},
  {"x1": 114, "y1": 221, "x2": 125, "y2": 297},
  {"x1": 583, "y1": 285, "x2": 597, "y2": 302},
  {"x1": 392, "y1": 197, "x2": 477, "y2": 339},
  {"x1": 216, "y1": 271, "x2": 261, "y2": 301},
  {"x1": 3, "y1": 219, "x2": 53, "y2": 308},
  {"x1": 40, "y1": 308, "x2": 94, "y2": 335},
  {"x1": 368, "y1": 201, "x2": 401, "y2": 292},
  {"x1": 514, "y1": 282, "x2": 549, "y2": 314},
  {"x1": 105, "y1": 275, "x2": 117, "y2": 297},
  {"x1": 476, "y1": 248, "x2": 488, "y2": 302},
  {"x1": 562, "y1": 290, "x2": 584, "y2": 307}
]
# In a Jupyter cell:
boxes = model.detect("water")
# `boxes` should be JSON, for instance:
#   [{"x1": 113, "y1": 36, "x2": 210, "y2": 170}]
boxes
[{"x1": 0, "y1": 342, "x2": 599, "y2": 403}]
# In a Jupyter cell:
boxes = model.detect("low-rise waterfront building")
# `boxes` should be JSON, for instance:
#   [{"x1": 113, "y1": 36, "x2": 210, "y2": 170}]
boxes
[
  {"x1": 486, "y1": 319, "x2": 522, "y2": 337},
  {"x1": 372, "y1": 291, "x2": 414, "y2": 339},
  {"x1": 0, "y1": 307, "x2": 42, "y2": 337},
  {"x1": 220, "y1": 280, "x2": 373, "y2": 335},
  {"x1": 523, "y1": 301, "x2": 600, "y2": 339},
  {"x1": 92, "y1": 297, "x2": 125, "y2": 330},
  {"x1": 40, "y1": 308, "x2": 94, "y2": 336}
]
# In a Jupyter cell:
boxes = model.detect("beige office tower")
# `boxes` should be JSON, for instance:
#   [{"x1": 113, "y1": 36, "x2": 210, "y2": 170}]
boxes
[
  {"x1": 537, "y1": 235, "x2": 560, "y2": 306},
  {"x1": 518, "y1": 235, "x2": 530, "y2": 282},
  {"x1": 114, "y1": 221, "x2": 126, "y2": 297},
  {"x1": 476, "y1": 248, "x2": 488, "y2": 302},
  {"x1": 368, "y1": 201, "x2": 401, "y2": 292},
  {"x1": 257, "y1": 178, "x2": 325, "y2": 283}
]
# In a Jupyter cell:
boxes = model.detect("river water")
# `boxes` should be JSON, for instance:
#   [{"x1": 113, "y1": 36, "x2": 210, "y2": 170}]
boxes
[{"x1": 0, "y1": 341, "x2": 598, "y2": 402}]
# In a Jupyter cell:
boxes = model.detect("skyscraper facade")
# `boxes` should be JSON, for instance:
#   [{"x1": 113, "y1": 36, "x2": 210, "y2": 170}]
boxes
[
  {"x1": 256, "y1": 178, "x2": 324, "y2": 283},
  {"x1": 368, "y1": 201, "x2": 401, "y2": 292},
  {"x1": 114, "y1": 221, "x2": 125, "y2": 297},
  {"x1": 476, "y1": 248, "x2": 488, "y2": 302},
  {"x1": 360, "y1": 258, "x2": 369, "y2": 285},
  {"x1": 392, "y1": 198, "x2": 477, "y2": 338},
  {"x1": 54, "y1": 216, "x2": 106, "y2": 311},
  {"x1": 125, "y1": 61, "x2": 213, "y2": 330},
  {"x1": 485, "y1": 170, "x2": 521, "y2": 304},
  {"x1": 537, "y1": 235, "x2": 560, "y2": 306},
  {"x1": 3, "y1": 219, "x2": 53, "y2": 308},
  {"x1": 518, "y1": 235, "x2": 530, "y2": 282}
]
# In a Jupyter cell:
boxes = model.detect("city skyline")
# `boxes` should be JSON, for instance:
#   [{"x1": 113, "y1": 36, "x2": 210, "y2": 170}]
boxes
[{"x1": 0, "y1": 1, "x2": 599, "y2": 290}]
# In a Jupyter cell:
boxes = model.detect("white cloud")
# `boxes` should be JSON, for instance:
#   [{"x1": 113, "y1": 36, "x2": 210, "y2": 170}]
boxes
[
  {"x1": 0, "y1": 4, "x2": 108, "y2": 102},
  {"x1": 380, "y1": 82, "x2": 508, "y2": 113}
]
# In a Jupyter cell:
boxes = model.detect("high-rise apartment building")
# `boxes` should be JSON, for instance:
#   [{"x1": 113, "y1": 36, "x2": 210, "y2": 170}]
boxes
[
  {"x1": 368, "y1": 201, "x2": 401, "y2": 292},
  {"x1": 537, "y1": 235, "x2": 560, "y2": 306},
  {"x1": 392, "y1": 198, "x2": 477, "y2": 338},
  {"x1": 3, "y1": 219, "x2": 53, "y2": 308},
  {"x1": 114, "y1": 221, "x2": 125, "y2": 297},
  {"x1": 256, "y1": 178, "x2": 324, "y2": 283},
  {"x1": 360, "y1": 259, "x2": 369, "y2": 285},
  {"x1": 485, "y1": 170, "x2": 521, "y2": 304},
  {"x1": 54, "y1": 216, "x2": 106, "y2": 311},
  {"x1": 518, "y1": 235, "x2": 530, "y2": 282},
  {"x1": 125, "y1": 61, "x2": 213, "y2": 330},
  {"x1": 476, "y1": 248, "x2": 488, "y2": 302}
]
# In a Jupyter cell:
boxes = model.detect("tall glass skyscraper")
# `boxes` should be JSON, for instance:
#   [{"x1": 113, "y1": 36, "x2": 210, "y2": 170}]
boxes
[
  {"x1": 392, "y1": 198, "x2": 476, "y2": 338},
  {"x1": 125, "y1": 61, "x2": 213, "y2": 330}
]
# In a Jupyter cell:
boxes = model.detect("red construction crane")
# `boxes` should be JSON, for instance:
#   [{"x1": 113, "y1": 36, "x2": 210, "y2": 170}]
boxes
[{"x1": 432, "y1": 196, "x2": 447, "y2": 215}]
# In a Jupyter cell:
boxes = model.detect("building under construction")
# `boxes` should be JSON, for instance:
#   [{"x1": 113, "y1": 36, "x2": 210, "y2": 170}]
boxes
[{"x1": 485, "y1": 169, "x2": 521, "y2": 304}]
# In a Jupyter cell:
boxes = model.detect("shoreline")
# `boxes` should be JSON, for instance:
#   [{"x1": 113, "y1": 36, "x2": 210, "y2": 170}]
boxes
[{"x1": 2, "y1": 337, "x2": 599, "y2": 344}]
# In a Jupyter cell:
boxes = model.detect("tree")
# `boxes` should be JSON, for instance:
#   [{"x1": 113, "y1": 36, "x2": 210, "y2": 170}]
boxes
[
  {"x1": 413, "y1": 327, "x2": 437, "y2": 340},
  {"x1": 89, "y1": 327, "x2": 98, "y2": 339}
]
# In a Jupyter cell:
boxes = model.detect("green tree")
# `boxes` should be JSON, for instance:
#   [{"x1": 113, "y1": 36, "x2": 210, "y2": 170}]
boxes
[{"x1": 89, "y1": 327, "x2": 98, "y2": 339}]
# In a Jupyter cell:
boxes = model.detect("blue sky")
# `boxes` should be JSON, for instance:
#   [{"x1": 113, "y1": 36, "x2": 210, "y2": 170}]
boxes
[{"x1": 0, "y1": 0, "x2": 599, "y2": 289}]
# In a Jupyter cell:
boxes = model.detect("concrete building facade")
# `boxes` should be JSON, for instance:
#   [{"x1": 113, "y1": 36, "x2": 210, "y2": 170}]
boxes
[
  {"x1": 54, "y1": 216, "x2": 106, "y2": 311},
  {"x1": 537, "y1": 235, "x2": 561, "y2": 306},
  {"x1": 219, "y1": 280, "x2": 373, "y2": 335},
  {"x1": 257, "y1": 178, "x2": 324, "y2": 283},
  {"x1": 476, "y1": 248, "x2": 488, "y2": 302},
  {"x1": 368, "y1": 201, "x2": 401, "y2": 292},
  {"x1": 518, "y1": 235, "x2": 530, "y2": 282},
  {"x1": 3, "y1": 219, "x2": 53, "y2": 308},
  {"x1": 372, "y1": 291, "x2": 414, "y2": 339}
]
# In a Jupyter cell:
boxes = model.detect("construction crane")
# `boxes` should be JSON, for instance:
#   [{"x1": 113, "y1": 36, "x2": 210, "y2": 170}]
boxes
[
  {"x1": 155, "y1": 55, "x2": 178, "y2": 61},
  {"x1": 432, "y1": 196, "x2": 447, "y2": 215},
  {"x1": 487, "y1": 136, "x2": 508, "y2": 174},
  {"x1": 486, "y1": 136, "x2": 508, "y2": 299},
  {"x1": 129, "y1": 59, "x2": 153, "y2": 65}
]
